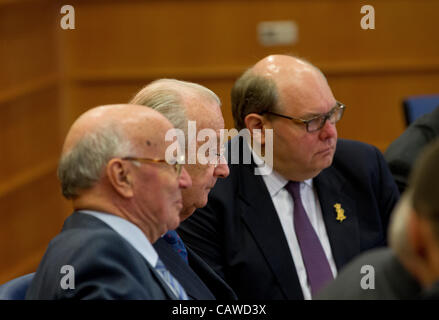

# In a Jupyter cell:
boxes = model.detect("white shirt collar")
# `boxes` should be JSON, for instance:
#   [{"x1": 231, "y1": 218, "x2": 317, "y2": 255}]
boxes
[
  {"x1": 79, "y1": 210, "x2": 159, "y2": 268},
  {"x1": 250, "y1": 144, "x2": 313, "y2": 197}
]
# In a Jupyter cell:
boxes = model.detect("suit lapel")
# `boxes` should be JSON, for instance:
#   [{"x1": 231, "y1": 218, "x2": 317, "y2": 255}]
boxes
[
  {"x1": 239, "y1": 164, "x2": 303, "y2": 299},
  {"x1": 154, "y1": 238, "x2": 215, "y2": 300},
  {"x1": 187, "y1": 247, "x2": 237, "y2": 300},
  {"x1": 146, "y1": 261, "x2": 181, "y2": 300},
  {"x1": 314, "y1": 167, "x2": 360, "y2": 269},
  {"x1": 65, "y1": 212, "x2": 177, "y2": 300}
]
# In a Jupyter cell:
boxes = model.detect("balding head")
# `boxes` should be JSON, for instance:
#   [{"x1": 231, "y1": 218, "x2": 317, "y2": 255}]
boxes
[
  {"x1": 232, "y1": 55, "x2": 333, "y2": 130},
  {"x1": 233, "y1": 55, "x2": 339, "y2": 181},
  {"x1": 59, "y1": 104, "x2": 174, "y2": 199},
  {"x1": 58, "y1": 104, "x2": 193, "y2": 241}
]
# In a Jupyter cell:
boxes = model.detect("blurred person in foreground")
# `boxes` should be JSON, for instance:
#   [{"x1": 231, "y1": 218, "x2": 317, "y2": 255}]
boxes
[{"x1": 318, "y1": 138, "x2": 439, "y2": 299}]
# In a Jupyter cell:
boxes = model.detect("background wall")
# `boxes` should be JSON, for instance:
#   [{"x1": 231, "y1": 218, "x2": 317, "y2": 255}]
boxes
[{"x1": 1, "y1": 0, "x2": 438, "y2": 284}]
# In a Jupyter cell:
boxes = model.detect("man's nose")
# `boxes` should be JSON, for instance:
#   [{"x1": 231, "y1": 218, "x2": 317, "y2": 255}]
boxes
[
  {"x1": 178, "y1": 167, "x2": 192, "y2": 189},
  {"x1": 319, "y1": 118, "x2": 337, "y2": 140},
  {"x1": 213, "y1": 160, "x2": 230, "y2": 178}
]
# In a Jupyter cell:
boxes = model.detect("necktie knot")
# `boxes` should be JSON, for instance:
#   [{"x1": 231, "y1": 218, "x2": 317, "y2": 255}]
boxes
[{"x1": 285, "y1": 181, "x2": 301, "y2": 200}]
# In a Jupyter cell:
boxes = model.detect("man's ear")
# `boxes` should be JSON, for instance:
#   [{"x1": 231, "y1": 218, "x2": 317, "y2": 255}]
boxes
[
  {"x1": 106, "y1": 159, "x2": 134, "y2": 198},
  {"x1": 244, "y1": 113, "x2": 268, "y2": 145}
]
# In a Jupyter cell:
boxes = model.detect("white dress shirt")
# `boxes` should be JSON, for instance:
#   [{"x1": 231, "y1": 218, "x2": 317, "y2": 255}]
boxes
[{"x1": 252, "y1": 150, "x2": 338, "y2": 300}]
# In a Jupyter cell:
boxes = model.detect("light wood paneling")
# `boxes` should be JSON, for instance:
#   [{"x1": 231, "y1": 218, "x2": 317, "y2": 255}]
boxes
[
  {"x1": 61, "y1": 0, "x2": 439, "y2": 150},
  {"x1": 63, "y1": 0, "x2": 439, "y2": 72}
]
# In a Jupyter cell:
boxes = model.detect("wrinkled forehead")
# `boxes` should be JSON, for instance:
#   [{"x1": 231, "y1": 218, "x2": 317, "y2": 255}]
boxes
[
  {"x1": 126, "y1": 117, "x2": 175, "y2": 157},
  {"x1": 185, "y1": 97, "x2": 224, "y2": 130}
]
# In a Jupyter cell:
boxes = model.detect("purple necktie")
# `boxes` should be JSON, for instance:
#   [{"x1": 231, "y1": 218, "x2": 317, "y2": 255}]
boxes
[{"x1": 285, "y1": 181, "x2": 333, "y2": 297}]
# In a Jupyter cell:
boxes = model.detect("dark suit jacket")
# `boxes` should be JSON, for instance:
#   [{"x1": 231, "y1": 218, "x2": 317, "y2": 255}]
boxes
[
  {"x1": 420, "y1": 281, "x2": 439, "y2": 300},
  {"x1": 385, "y1": 106, "x2": 439, "y2": 193},
  {"x1": 316, "y1": 247, "x2": 421, "y2": 300},
  {"x1": 26, "y1": 212, "x2": 175, "y2": 300},
  {"x1": 154, "y1": 237, "x2": 237, "y2": 300},
  {"x1": 179, "y1": 137, "x2": 400, "y2": 300}
]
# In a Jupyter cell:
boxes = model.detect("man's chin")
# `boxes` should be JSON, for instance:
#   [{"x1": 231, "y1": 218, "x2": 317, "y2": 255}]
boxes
[
  {"x1": 179, "y1": 207, "x2": 195, "y2": 222},
  {"x1": 317, "y1": 157, "x2": 334, "y2": 173},
  {"x1": 167, "y1": 220, "x2": 180, "y2": 232}
]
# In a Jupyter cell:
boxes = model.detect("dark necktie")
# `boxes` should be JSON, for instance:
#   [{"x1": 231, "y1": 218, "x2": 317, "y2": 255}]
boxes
[
  {"x1": 285, "y1": 181, "x2": 334, "y2": 297},
  {"x1": 163, "y1": 230, "x2": 188, "y2": 264}
]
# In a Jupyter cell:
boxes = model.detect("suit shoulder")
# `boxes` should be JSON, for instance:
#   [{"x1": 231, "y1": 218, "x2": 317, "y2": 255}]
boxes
[
  {"x1": 27, "y1": 222, "x2": 163, "y2": 299},
  {"x1": 50, "y1": 224, "x2": 134, "y2": 255},
  {"x1": 333, "y1": 139, "x2": 384, "y2": 170},
  {"x1": 336, "y1": 138, "x2": 379, "y2": 156}
]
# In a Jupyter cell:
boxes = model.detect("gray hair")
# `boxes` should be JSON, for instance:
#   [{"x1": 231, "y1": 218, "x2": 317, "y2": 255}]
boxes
[
  {"x1": 231, "y1": 69, "x2": 279, "y2": 130},
  {"x1": 130, "y1": 79, "x2": 221, "y2": 139},
  {"x1": 58, "y1": 124, "x2": 133, "y2": 199}
]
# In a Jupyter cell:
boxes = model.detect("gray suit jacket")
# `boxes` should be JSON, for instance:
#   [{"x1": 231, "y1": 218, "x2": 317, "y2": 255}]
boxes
[
  {"x1": 316, "y1": 248, "x2": 421, "y2": 300},
  {"x1": 26, "y1": 212, "x2": 176, "y2": 300}
]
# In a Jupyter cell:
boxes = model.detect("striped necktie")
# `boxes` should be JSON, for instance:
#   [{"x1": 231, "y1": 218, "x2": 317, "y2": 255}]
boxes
[{"x1": 155, "y1": 258, "x2": 189, "y2": 300}]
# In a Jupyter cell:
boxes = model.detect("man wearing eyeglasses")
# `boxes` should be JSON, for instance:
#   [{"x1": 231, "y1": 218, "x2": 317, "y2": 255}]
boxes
[
  {"x1": 26, "y1": 104, "x2": 193, "y2": 299},
  {"x1": 130, "y1": 79, "x2": 236, "y2": 300},
  {"x1": 179, "y1": 55, "x2": 400, "y2": 300}
]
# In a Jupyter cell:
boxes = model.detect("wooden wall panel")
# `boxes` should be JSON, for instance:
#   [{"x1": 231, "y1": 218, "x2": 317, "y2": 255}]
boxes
[
  {"x1": 64, "y1": 0, "x2": 439, "y2": 73},
  {"x1": 0, "y1": 0, "x2": 58, "y2": 91},
  {"x1": 61, "y1": 0, "x2": 439, "y2": 150},
  {"x1": 329, "y1": 71, "x2": 439, "y2": 150},
  {"x1": 0, "y1": 0, "x2": 65, "y2": 284},
  {"x1": 0, "y1": 86, "x2": 62, "y2": 186},
  {"x1": 0, "y1": 169, "x2": 71, "y2": 284}
]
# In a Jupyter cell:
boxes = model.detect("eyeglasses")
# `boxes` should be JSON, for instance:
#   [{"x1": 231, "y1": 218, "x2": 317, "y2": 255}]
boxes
[
  {"x1": 121, "y1": 155, "x2": 184, "y2": 177},
  {"x1": 262, "y1": 101, "x2": 346, "y2": 133}
]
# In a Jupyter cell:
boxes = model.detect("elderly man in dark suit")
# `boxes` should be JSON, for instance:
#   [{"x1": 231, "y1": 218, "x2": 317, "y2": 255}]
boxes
[
  {"x1": 26, "y1": 104, "x2": 192, "y2": 299},
  {"x1": 179, "y1": 55, "x2": 400, "y2": 300},
  {"x1": 130, "y1": 79, "x2": 236, "y2": 300}
]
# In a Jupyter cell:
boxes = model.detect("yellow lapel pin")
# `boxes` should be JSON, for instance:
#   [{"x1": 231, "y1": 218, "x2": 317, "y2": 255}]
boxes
[{"x1": 334, "y1": 203, "x2": 346, "y2": 222}]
